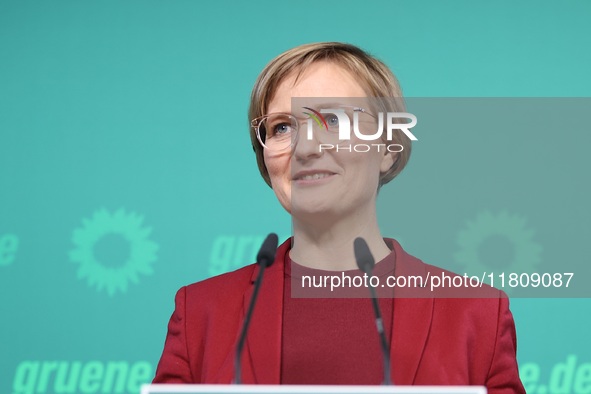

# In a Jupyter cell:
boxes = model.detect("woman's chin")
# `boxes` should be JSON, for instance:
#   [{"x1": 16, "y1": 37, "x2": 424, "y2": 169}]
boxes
[{"x1": 291, "y1": 203, "x2": 337, "y2": 222}]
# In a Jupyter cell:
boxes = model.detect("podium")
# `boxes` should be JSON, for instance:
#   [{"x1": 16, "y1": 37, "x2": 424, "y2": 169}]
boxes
[{"x1": 142, "y1": 385, "x2": 487, "y2": 394}]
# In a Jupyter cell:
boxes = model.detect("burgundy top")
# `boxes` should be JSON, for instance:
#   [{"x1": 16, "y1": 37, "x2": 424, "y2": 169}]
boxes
[{"x1": 281, "y1": 250, "x2": 396, "y2": 384}]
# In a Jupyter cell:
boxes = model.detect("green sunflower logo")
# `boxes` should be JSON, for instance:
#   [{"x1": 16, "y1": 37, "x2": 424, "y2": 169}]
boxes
[
  {"x1": 69, "y1": 208, "x2": 159, "y2": 296},
  {"x1": 454, "y1": 211, "x2": 542, "y2": 287}
]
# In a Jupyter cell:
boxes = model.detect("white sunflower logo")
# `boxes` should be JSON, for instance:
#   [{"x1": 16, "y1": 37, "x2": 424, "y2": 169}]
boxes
[
  {"x1": 69, "y1": 208, "x2": 159, "y2": 296},
  {"x1": 454, "y1": 211, "x2": 542, "y2": 287}
]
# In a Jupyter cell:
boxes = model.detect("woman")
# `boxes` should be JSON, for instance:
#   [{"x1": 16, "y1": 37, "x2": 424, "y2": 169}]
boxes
[{"x1": 153, "y1": 42, "x2": 525, "y2": 393}]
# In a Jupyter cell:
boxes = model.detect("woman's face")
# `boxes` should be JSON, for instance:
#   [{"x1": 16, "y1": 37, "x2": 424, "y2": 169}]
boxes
[{"x1": 263, "y1": 61, "x2": 395, "y2": 220}]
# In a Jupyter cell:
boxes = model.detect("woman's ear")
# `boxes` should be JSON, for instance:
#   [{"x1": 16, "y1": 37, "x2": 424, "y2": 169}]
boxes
[{"x1": 379, "y1": 150, "x2": 397, "y2": 174}]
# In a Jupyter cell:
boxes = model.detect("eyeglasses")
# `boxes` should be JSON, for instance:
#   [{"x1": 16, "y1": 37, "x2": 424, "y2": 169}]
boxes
[{"x1": 251, "y1": 106, "x2": 377, "y2": 152}]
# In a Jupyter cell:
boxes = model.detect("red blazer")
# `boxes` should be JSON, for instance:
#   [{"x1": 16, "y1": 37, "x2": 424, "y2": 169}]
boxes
[{"x1": 153, "y1": 239, "x2": 525, "y2": 393}]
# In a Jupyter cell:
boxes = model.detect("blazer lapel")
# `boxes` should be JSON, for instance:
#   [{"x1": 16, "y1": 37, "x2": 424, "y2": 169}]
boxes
[
  {"x1": 389, "y1": 239, "x2": 434, "y2": 385},
  {"x1": 241, "y1": 239, "x2": 290, "y2": 384}
]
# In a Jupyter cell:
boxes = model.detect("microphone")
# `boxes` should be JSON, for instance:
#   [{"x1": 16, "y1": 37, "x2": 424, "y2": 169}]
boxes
[
  {"x1": 354, "y1": 237, "x2": 393, "y2": 385},
  {"x1": 234, "y1": 233, "x2": 279, "y2": 384}
]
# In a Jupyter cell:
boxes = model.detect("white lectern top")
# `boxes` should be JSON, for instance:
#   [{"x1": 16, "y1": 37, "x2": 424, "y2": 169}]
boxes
[{"x1": 142, "y1": 384, "x2": 486, "y2": 394}]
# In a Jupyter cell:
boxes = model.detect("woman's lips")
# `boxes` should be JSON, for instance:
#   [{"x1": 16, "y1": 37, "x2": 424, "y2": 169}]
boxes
[{"x1": 292, "y1": 171, "x2": 337, "y2": 185}]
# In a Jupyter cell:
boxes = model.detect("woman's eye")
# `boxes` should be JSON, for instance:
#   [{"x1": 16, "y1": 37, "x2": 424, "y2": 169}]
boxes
[
  {"x1": 273, "y1": 123, "x2": 292, "y2": 135},
  {"x1": 326, "y1": 115, "x2": 339, "y2": 128}
]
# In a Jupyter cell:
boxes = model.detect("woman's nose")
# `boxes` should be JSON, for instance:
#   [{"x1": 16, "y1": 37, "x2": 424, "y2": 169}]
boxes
[{"x1": 293, "y1": 123, "x2": 324, "y2": 161}]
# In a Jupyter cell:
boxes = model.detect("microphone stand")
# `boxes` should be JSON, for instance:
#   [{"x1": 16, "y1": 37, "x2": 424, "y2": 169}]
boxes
[
  {"x1": 234, "y1": 233, "x2": 278, "y2": 384},
  {"x1": 354, "y1": 237, "x2": 393, "y2": 385}
]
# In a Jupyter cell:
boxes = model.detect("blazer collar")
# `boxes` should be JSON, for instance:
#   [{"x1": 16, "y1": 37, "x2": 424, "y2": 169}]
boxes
[{"x1": 241, "y1": 238, "x2": 433, "y2": 384}]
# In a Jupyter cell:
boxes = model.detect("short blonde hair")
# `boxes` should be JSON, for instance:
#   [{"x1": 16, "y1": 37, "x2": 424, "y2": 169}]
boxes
[{"x1": 248, "y1": 42, "x2": 412, "y2": 187}]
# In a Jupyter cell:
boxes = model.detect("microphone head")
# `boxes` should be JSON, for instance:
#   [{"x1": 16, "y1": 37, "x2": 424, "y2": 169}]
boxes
[
  {"x1": 256, "y1": 233, "x2": 279, "y2": 268},
  {"x1": 354, "y1": 237, "x2": 375, "y2": 274}
]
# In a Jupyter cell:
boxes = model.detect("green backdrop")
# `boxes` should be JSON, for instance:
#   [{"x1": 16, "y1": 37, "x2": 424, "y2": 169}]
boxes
[{"x1": 1, "y1": 1, "x2": 590, "y2": 394}]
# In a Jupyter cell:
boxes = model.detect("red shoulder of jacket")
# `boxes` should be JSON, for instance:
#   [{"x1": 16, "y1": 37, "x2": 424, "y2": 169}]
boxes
[
  {"x1": 183, "y1": 263, "x2": 257, "y2": 310},
  {"x1": 181, "y1": 237, "x2": 291, "y2": 311}
]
